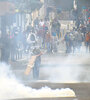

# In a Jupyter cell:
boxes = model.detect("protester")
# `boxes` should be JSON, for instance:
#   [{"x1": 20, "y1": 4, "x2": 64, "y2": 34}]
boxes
[
  {"x1": 26, "y1": 30, "x2": 38, "y2": 53},
  {"x1": 85, "y1": 32, "x2": 90, "y2": 53},
  {"x1": 32, "y1": 47, "x2": 42, "y2": 79},
  {"x1": 64, "y1": 32, "x2": 71, "y2": 53},
  {"x1": 45, "y1": 31, "x2": 52, "y2": 53}
]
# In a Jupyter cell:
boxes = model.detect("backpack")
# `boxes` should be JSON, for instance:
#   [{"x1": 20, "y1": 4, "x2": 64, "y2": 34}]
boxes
[{"x1": 30, "y1": 34, "x2": 35, "y2": 41}]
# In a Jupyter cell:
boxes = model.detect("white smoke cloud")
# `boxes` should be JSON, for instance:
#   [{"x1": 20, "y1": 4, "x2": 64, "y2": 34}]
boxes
[
  {"x1": 40, "y1": 54, "x2": 90, "y2": 83},
  {"x1": 0, "y1": 62, "x2": 75, "y2": 100}
]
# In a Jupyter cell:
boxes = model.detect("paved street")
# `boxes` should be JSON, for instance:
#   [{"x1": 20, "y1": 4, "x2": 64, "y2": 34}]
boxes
[
  {"x1": 10, "y1": 52, "x2": 90, "y2": 83},
  {"x1": 12, "y1": 83, "x2": 90, "y2": 100},
  {"x1": 10, "y1": 54, "x2": 90, "y2": 100},
  {"x1": 0, "y1": 0, "x2": 90, "y2": 100}
]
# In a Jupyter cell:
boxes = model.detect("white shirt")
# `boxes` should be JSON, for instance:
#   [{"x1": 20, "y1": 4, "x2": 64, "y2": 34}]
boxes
[
  {"x1": 39, "y1": 21, "x2": 44, "y2": 27},
  {"x1": 27, "y1": 32, "x2": 37, "y2": 44}
]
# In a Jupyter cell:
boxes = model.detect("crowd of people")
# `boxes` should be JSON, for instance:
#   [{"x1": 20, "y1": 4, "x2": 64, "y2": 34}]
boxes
[
  {"x1": 3, "y1": 18, "x2": 60, "y2": 62},
  {"x1": 0, "y1": 17, "x2": 90, "y2": 79},
  {"x1": 0, "y1": 17, "x2": 90, "y2": 63},
  {"x1": 65, "y1": 30, "x2": 83, "y2": 53},
  {"x1": 64, "y1": 25, "x2": 90, "y2": 53}
]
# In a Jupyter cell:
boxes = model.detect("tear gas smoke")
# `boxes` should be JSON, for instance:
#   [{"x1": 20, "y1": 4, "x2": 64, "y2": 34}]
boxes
[
  {"x1": 0, "y1": 63, "x2": 75, "y2": 99},
  {"x1": 40, "y1": 54, "x2": 90, "y2": 83}
]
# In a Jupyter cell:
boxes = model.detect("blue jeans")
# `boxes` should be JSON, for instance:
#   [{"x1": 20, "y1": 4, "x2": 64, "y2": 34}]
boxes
[{"x1": 33, "y1": 57, "x2": 41, "y2": 79}]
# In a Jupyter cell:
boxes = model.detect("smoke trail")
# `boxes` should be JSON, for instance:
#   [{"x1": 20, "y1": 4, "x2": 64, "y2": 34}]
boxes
[{"x1": 0, "y1": 62, "x2": 75, "y2": 99}]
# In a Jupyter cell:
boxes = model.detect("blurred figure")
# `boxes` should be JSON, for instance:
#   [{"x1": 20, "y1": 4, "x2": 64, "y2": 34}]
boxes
[
  {"x1": 16, "y1": 41, "x2": 23, "y2": 60},
  {"x1": 55, "y1": 20, "x2": 61, "y2": 39},
  {"x1": 51, "y1": 18, "x2": 60, "y2": 39},
  {"x1": 80, "y1": 25, "x2": 86, "y2": 38},
  {"x1": 1, "y1": 34, "x2": 10, "y2": 63},
  {"x1": 34, "y1": 17, "x2": 39, "y2": 27},
  {"x1": 32, "y1": 47, "x2": 42, "y2": 79},
  {"x1": 10, "y1": 32, "x2": 17, "y2": 61},
  {"x1": 69, "y1": 32, "x2": 75, "y2": 53},
  {"x1": 26, "y1": 23, "x2": 32, "y2": 33},
  {"x1": 45, "y1": 31, "x2": 52, "y2": 53},
  {"x1": 76, "y1": 29, "x2": 84, "y2": 52},
  {"x1": 85, "y1": 32, "x2": 90, "y2": 53},
  {"x1": 39, "y1": 19, "x2": 44, "y2": 28},
  {"x1": 51, "y1": 19, "x2": 57, "y2": 37},
  {"x1": 64, "y1": 32, "x2": 71, "y2": 53},
  {"x1": 26, "y1": 30, "x2": 38, "y2": 53}
]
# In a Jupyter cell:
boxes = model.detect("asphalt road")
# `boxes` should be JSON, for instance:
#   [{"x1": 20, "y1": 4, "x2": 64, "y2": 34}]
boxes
[
  {"x1": 11, "y1": 83, "x2": 90, "y2": 100},
  {"x1": 8, "y1": 46, "x2": 90, "y2": 100},
  {"x1": 10, "y1": 53, "x2": 90, "y2": 83}
]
